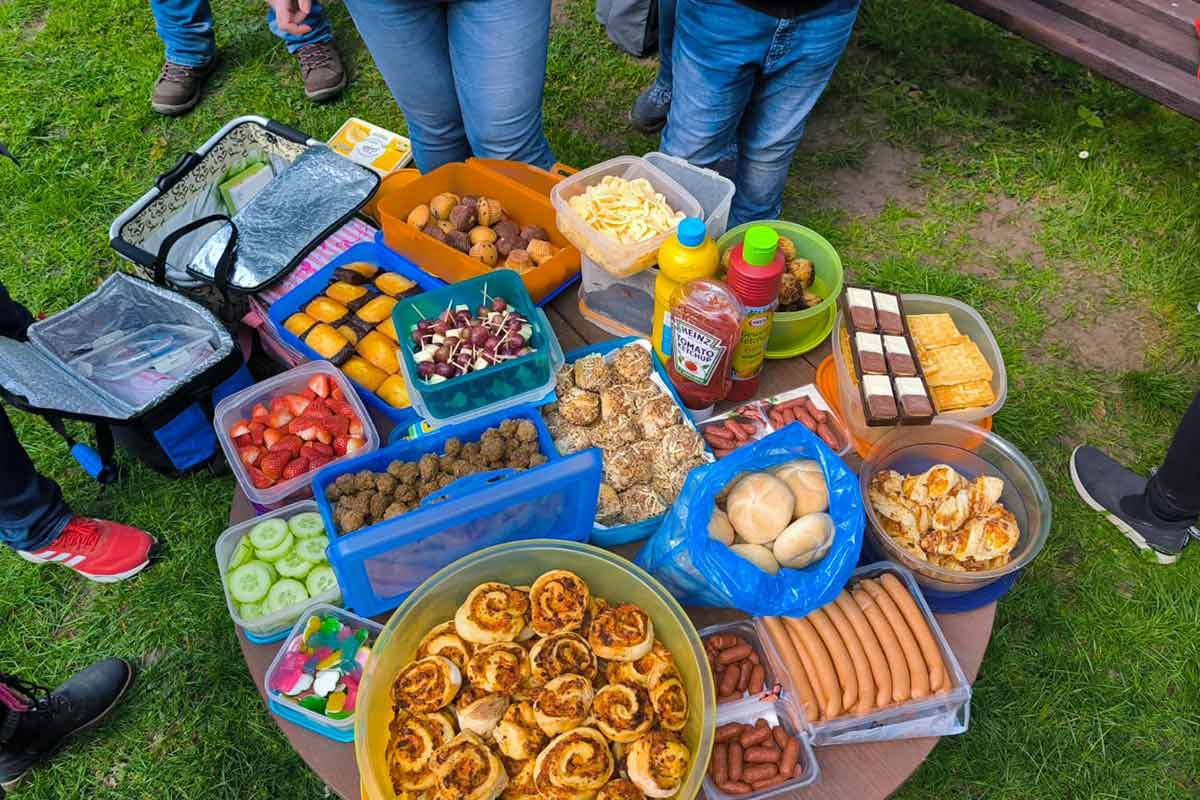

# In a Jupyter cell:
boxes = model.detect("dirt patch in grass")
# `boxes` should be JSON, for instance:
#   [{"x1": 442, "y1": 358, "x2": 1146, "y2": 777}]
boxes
[
  {"x1": 815, "y1": 141, "x2": 925, "y2": 217},
  {"x1": 967, "y1": 195, "x2": 1045, "y2": 269},
  {"x1": 552, "y1": 0, "x2": 572, "y2": 27},
  {"x1": 21, "y1": 10, "x2": 47, "y2": 40}
]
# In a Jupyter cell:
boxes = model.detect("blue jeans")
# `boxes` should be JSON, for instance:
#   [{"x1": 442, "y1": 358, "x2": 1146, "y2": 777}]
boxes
[
  {"x1": 662, "y1": 0, "x2": 860, "y2": 226},
  {"x1": 0, "y1": 404, "x2": 71, "y2": 552},
  {"x1": 150, "y1": 0, "x2": 334, "y2": 68},
  {"x1": 652, "y1": 0, "x2": 677, "y2": 96},
  {"x1": 341, "y1": 0, "x2": 555, "y2": 173}
]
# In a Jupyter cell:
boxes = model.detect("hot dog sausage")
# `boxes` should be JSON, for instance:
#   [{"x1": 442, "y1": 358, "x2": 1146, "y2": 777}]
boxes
[
  {"x1": 719, "y1": 644, "x2": 753, "y2": 665},
  {"x1": 716, "y1": 722, "x2": 743, "y2": 743},
  {"x1": 761, "y1": 617, "x2": 820, "y2": 722},
  {"x1": 771, "y1": 726, "x2": 789, "y2": 750},
  {"x1": 861, "y1": 579, "x2": 930, "y2": 699},
  {"x1": 748, "y1": 664, "x2": 765, "y2": 694},
  {"x1": 879, "y1": 572, "x2": 947, "y2": 692},
  {"x1": 719, "y1": 664, "x2": 740, "y2": 696},
  {"x1": 835, "y1": 590, "x2": 891, "y2": 708},
  {"x1": 780, "y1": 736, "x2": 802, "y2": 777},
  {"x1": 712, "y1": 742, "x2": 728, "y2": 784},
  {"x1": 807, "y1": 607, "x2": 858, "y2": 712},
  {"x1": 851, "y1": 587, "x2": 911, "y2": 703},
  {"x1": 783, "y1": 616, "x2": 842, "y2": 719},
  {"x1": 822, "y1": 599, "x2": 876, "y2": 713},
  {"x1": 738, "y1": 725, "x2": 771, "y2": 748},
  {"x1": 728, "y1": 742, "x2": 743, "y2": 782},
  {"x1": 742, "y1": 764, "x2": 778, "y2": 783},
  {"x1": 744, "y1": 747, "x2": 780, "y2": 763},
  {"x1": 782, "y1": 619, "x2": 826, "y2": 720}
]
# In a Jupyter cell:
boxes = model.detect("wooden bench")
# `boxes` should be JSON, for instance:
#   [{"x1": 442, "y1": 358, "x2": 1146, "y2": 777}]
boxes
[{"x1": 948, "y1": 0, "x2": 1200, "y2": 120}]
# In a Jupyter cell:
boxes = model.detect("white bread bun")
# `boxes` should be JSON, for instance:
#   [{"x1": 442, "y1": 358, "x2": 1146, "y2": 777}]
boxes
[
  {"x1": 707, "y1": 509, "x2": 735, "y2": 545},
  {"x1": 729, "y1": 543, "x2": 780, "y2": 575},
  {"x1": 726, "y1": 473, "x2": 794, "y2": 544},
  {"x1": 771, "y1": 460, "x2": 829, "y2": 517},
  {"x1": 773, "y1": 512, "x2": 835, "y2": 568}
]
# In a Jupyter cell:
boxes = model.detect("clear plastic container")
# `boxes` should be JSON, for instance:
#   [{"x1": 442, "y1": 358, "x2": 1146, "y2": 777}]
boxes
[
  {"x1": 579, "y1": 254, "x2": 657, "y2": 337},
  {"x1": 642, "y1": 152, "x2": 735, "y2": 240},
  {"x1": 699, "y1": 620, "x2": 782, "y2": 707},
  {"x1": 213, "y1": 361, "x2": 380, "y2": 508},
  {"x1": 263, "y1": 603, "x2": 383, "y2": 742},
  {"x1": 355, "y1": 539, "x2": 716, "y2": 800},
  {"x1": 859, "y1": 421, "x2": 1051, "y2": 595},
  {"x1": 393, "y1": 269, "x2": 564, "y2": 428},
  {"x1": 551, "y1": 155, "x2": 702, "y2": 278},
  {"x1": 214, "y1": 500, "x2": 342, "y2": 643}
]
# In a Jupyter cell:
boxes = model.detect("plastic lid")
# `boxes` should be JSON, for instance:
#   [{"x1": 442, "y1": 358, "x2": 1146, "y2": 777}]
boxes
[
  {"x1": 676, "y1": 217, "x2": 706, "y2": 248},
  {"x1": 742, "y1": 226, "x2": 780, "y2": 266}
]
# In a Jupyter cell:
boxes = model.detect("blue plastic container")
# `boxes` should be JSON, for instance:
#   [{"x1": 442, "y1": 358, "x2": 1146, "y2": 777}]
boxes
[
  {"x1": 393, "y1": 269, "x2": 563, "y2": 428},
  {"x1": 314, "y1": 405, "x2": 602, "y2": 616},
  {"x1": 267, "y1": 241, "x2": 446, "y2": 428}
]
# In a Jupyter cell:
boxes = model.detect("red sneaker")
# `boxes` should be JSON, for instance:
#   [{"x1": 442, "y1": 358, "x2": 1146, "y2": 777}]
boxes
[{"x1": 18, "y1": 517, "x2": 155, "y2": 583}]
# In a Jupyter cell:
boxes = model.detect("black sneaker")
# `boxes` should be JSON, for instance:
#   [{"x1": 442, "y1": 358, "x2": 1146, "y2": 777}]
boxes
[
  {"x1": 0, "y1": 658, "x2": 134, "y2": 790},
  {"x1": 629, "y1": 82, "x2": 671, "y2": 134},
  {"x1": 1070, "y1": 445, "x2": 1196, "y2": 564}
]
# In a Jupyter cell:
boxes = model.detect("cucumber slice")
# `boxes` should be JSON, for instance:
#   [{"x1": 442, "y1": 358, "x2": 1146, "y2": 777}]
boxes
[
  {"x1": 296, "y1": 535, "x2": 329, "y2": 565},
  {"x1": 249, "y1": 518, "x2": 289, "y2": 551},
  {"x1": 266, "y1": 579, "x2": 309, "y2": 613},
  {"x1": 239, "y1": 601, "x2": 266, "y2": 621},
  {"x1": 255, "y1": 532, "x2": 295, "y2": 562},
  {"x1": 305, "y1": 565, "x2": 338, "y2": 597},
  {"x1": 246, "y1": 559, "x2": 278, "y2": 582},
  {"x1": 288, "y1": 512, "x2": 326, "y2": 539},
  {"x1": 229, "y1": 562, "x2": 272, "y2": 604},
  {"x1": 275, "y1": 549, "x2": 314, "y2": 579},
  {"x1": 228, "y1": 536, "x2": 254, "y2": 571}
]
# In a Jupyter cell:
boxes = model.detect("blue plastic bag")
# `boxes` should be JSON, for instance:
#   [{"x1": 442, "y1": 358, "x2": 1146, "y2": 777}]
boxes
[{"x1": 635, "y1": 422, "x2": 864, "y2": 617}]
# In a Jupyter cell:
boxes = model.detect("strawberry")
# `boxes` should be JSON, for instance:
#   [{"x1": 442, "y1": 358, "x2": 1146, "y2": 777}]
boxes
[
  {"x1": 262, "y1": 428, "x2": 283, "y2": 450},
  {"x1": 307, "y1": 452, "x2": 333, "y2": 469},
  {"x1": 285, "y1": 394, "x2": 311, "y2": 416},
  {"x1": 344, "y1": 436, "x2": 366, "y2": 455},
  {"x1": 307, "y1": 397, "x2": 327, "y2": 416},
  {"x1": 348, "y1": 418, "x2": 365, "y2": 437},
  {"x1": 295, "y1": 423, "x2": 321, "y2": 442},
  {"x1": 308, "y1": 441, "x2": 334, "y2": 457},
  {"x1": 248, "y1": 421, "x2": 266, "y2": 445},
  {"x1": 323, "y1": 415, "x2": 349, "y2": 437},
  {"x1": 229, "y1": 419, "x2": 251, "y2": 438},
  {"x1": 332, "y1": 435, "x2": 350, "y2": 456},
  {"x1": 247, "y1": 466, "x2": 274, "y2": 489},
  {"x1": 251, "y1": 403, "x2": 270, "y2": 421},
  {"x1": 270, "y1": 396, "x2": 290, "y2": 414},
  {"x1": 313, "y1": 427, "x2": 332, "y2": 445},
  {"x1": 267, "y1": 410, "x2": 293, "y2": 429},
  {"x1": 259, "y1": 450, "x2": 290, "y2": 481},
  {"x1": 307, "y1": 374, "x2": 332, "y2": 398},
  {"x1": 269, "y1": 433, "x2": 303, "y2": 456},
  {"x1": 330, "y1": 385, "x2": 344, "y2": 401},
  {"x1": 327, "y1": 399, "x2": 354, "y2": 417},
  {"x1": 238, "y1": 445, "x2": 263, "y2": 467},
  {"x1": 301, "y1": 387, "x2": 317, "y2": 400},
  {"x1": 282, "y1": 457, "x2": 310, "y2": 481},
  {"x1": 287, "y1": 415, "x2": 321, "y2": 434}
]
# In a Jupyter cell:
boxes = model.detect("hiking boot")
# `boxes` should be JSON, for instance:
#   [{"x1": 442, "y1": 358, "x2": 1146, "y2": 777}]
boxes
[
  {"x1": 18, "y1": 516, "x2": 154, "y2": 583},
  {"x1": 629, "y1": 82, "x2": 671, "y2": 134},
  {"x1": 0, "y1": 659, "x2": 134, "y2": 790},
  {"x1": 296, "y1": 41, "x2": 346, "y2": 102},
  {"x1": 151, "y1": 59, "x2": 215, "y2": 116},
  {"x1": 1070, "y1": 445, "x2": 1196, "y2": 564}
]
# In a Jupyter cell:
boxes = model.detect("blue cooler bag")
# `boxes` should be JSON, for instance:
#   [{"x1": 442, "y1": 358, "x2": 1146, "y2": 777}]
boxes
[{"x1": 635, "y1": 422, "x2": 865, "y2": 616}]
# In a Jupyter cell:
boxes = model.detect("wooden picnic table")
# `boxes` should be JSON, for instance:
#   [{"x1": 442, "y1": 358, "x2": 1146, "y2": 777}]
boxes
[{"x1": 233, "y1": 288, "x2": 997, "y2": 799}]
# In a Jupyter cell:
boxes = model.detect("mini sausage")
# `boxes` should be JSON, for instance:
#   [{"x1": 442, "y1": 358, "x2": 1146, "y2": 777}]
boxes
[
  {"x1": 822, "y1": 599, "x2": 876, "y2": 714},
  {"x1": 720, "y1": 665, "x2": 740, "y2": 696},
  {"x1": 744, "y1": 746, "x2": 781, "y2": 763},
  {"x1": 782, "y1": 618, "x2": 827, "y2": 720},
  {"x1": 742, "y1": 764, "x2": 778, "y2": 783},
  {"x1": 784, "y1": 616, "x2": 842, "y2": 719},
  {"x1": 852, "y1": 588, "x2": 911, "y2": 703},
  {"x1": 716, "y1": 722, "x2": 743, "y2": 743},
  {"x1": 728, "y1": 742, "x2": 744, "y2": 781},
  {"x1": 706, "y1": 633, "x2": 739, "y2": 650},
  {"x1": 718, "y1": 644, "x2": 753, "y2": 665},
  {"x1": 817, "y1": 423, "x2": 841, "y2": 449},
  {"x1": 879, "y1": 572, "x2": 947, "y2": 692},
  {"x1": 748, "y1": 664, "x2": 765, "y2": 694},
  {"x1": 780, "y1": 736, "x2": 802, "y2": 777},
  {"x1": 739, "y1": 725, "x2": 771, "y2": 748},
  {"x1": 772, "y1": 726, "x2": 789, "y2": 750},
  {"x1": 762, "y1": 617, "x2": 820, "y2": 722},
  {"x1": 793, "y1": 406, "x2": 818, "y2": 429},
  {"x1": 711, "y1": 742, "x2": 728, "y2": 784},
  {"x1": 717, "y1": 781, "x2": 752, "y2": 795},
  {"x1": 861, "y1": 579, "x2": 930, "y2": 699},
  {"x1": 835, "y1": 590, "x2": 891, "y2": 708},
  {"x1": 751, "y1": 773, "x2": 789, "y2": 791},
  {"x1": 807, "y1": 607, "x2": 858, "y2": 712}
]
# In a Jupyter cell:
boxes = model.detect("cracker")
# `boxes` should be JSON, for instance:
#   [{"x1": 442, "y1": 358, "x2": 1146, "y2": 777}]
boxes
[
  {"x1": 931, "y1": 380, "x2": 996, "y2": 411},
  {"x1": 920, "y1": 340, "x2": 994, "y2": 386},
  {"x1": 907, "y1": 313, "x2": 966, "y2": 351},
  {"x1": 839, "y1": 327, "x2": 858, "y2": 385}
]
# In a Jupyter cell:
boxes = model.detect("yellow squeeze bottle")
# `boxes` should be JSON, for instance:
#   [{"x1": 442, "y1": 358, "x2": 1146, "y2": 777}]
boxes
[{"x1": 653, "y1": 217, "x2": 719, "y2": 363}]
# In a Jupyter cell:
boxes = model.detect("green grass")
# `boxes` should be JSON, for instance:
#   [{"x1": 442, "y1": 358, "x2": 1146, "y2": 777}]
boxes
[{"x1": 2, "y1": 0, "x2": 1199, "y2": 797}]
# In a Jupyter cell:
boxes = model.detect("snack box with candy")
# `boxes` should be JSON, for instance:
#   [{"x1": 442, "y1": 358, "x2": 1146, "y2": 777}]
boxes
[
  {"x1": 214, "y1": 362, "x2": 379, "y2": 508},
  {"x1": 264, "y1": 604, "x2": 383, "y2": 741},
  {"x1": 268, "y1": 241, "x2": 446, "y2": 428},
  {"x1": 841, "y1": 287, "x2": 935, "y2": 427},
  {"x1": 699, "y1": 385, "x2": 851, "y2": 458}
]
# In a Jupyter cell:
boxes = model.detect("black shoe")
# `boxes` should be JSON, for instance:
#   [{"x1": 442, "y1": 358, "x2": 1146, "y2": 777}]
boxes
[
  {"x1": 629, "y1": 82, "x2": 671, "y2": 134},
  {"x1": 1070, "y1": 445, "x2": 1196, "y2": 564},
  {"x1": 0, "y1": 658, "x2": 134, "y2": 790}
]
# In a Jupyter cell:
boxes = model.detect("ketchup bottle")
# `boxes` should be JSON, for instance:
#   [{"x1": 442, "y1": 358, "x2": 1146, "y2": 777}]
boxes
[
  {"x1": 724, "y1": 226, "x2": 785, "y2": 402},
  {"x1": 665, "y1": 279, "x2": 745, "y2": 418}
]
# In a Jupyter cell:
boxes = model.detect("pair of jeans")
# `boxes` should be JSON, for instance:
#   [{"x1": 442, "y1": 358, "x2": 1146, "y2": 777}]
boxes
[
  {"x1": 651, "y1": 0, "x2": 677, "y2": 97},
  {"x1": 1147, "y1": 391, "x2": 1200, "y2": 522},
  {"x1": 0, "y1": 404, "x2": 72, "y2": 553},
  {"x1": 341, "y1": 0, "x2": 555, "y2": 173},
  {"x1": 150, "y1": 0, "x2": 333, "y2": 67},
  {"x1": 662, "y1": 0, "x2": 860, "y2": 227}
]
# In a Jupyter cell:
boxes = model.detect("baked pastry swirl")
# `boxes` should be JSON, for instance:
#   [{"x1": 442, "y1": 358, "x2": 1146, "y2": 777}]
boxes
[
  {"x1": 588, "y1": 603, "x2": 654, "y2": 662},
  {"x1": 492, "y1": 700, "x2": 548, "y2": 761},
  {"x1": 648, "y1": 675, "x2": 687, "y2": 732},
  {"x1": 456, "y1": 686, "x2": 510, "y2": 737},
  {"x1": 529, "y1": 632, "x2": 598, "y2": 685},
  {"x1": 501, "y1": 758, "x2": 540, "y2": 800},
  {"x1": 579, "y1": 596, "x2": 611, "y2": 640},
  {"x1": 529, "y1": 570, "x2": 592, "y2": 636},
  {"x1": 591, "y1": 684, "x2": 655, "y2": 743},
  {"x1": 626, "y1": 730, "x2": 691, "y2": 799},
  {"x1": 533, "y1": 726, "x2": 615, "y2": 800},
  {"x1": 596, "y1": 777, "x2": 647, "y2": 800},
  {"x1": 534, "y1": 674, "x2": 595, "y2": 737},
  {"x1": 467, "y1": 643, "x2": 530, "y2": 695},
  {"x1": 418, "y1": 621, "x2": 475, "y2": 670},
  {"x1": 432, "y1": 730, "x2": 509, "y2": 800},
  {"x1": 386, "y1": 710, "x2": 455, "y2": 793},
  {"x1": 456, "y1": 582, "x2": 531, "y2": 644},
  {"x1": 605, "y1": 640, "x2": 678, "y2": 690},
  {"x1": 392, "y1": 655, "x2": 462, "y2": 713}
]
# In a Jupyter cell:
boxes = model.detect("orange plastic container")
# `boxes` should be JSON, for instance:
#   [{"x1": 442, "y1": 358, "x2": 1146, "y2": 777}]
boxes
[{"x1": 375, "y1": 159, "x2": 580, "y2": 304}]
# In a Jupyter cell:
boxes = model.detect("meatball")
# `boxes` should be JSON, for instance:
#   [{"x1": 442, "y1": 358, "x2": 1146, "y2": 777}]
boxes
[
  {"x1": 515, "y1": 419, "x2": 538, "y2": 443},
  {"x1": 443, "y1": 437, "x2": 462, "y2": 458},
  {"x1": 375, "y1": 474, "x2": 397, "y2": 495},
  {"x1": 418, "y1": 453, "x2": 440, "y2": 482}
]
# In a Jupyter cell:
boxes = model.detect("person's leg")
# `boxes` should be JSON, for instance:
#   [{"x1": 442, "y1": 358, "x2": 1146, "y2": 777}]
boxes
[
  {"x1": 0, "y1": 405, "x2": 72, "y2": 554},
  {"x1": 149, "y1": 0, "x2": 217, "y2": 115},
  {"x1": 728, "y1": 0, "x2": 859, "y2": 226},
  {"x1": 341, "y1": 0, "x2": 471, "y2": 172},
  {"x1": 1147, "y1": 391, "x2": 1200, "y2": 522},
  {"x1": 446, "y1": 0, "x2": 556, "y2": 170},
  {"x1": 630, "y1": 0, "x2": 677, "y2": 133},
  {"x1": 267, "y1": 1, "x2": 346, "y2": 102},
  {"x1": 267, "y1": 0, "x2": 334, "y2": 51}
]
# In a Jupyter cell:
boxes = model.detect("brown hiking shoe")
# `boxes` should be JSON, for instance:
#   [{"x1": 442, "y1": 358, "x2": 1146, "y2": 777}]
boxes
[
  {"x1": 296, "y1": 42, "x2": 346, "y2": 103},
  {"x1": 151, "y1": 60, "x2": 215, "y2": 116}
]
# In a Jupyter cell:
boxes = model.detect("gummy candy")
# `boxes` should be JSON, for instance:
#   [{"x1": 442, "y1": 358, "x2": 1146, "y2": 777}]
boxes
[
  {"x1": 317, "y1": 651, "x2": 342, "y2": 672},
  {"x1": 326, "y1": 691, "x2": 347, "y2": 714},
  {"x1": 313, "y1": 668, "x2": 340, "y2": 698},
  {"x1": 320, "y1": 617, "x2": 341, "y2": 636},
  {"x1": 299, "y1": 695, "x2": 327, "y2": 714},
  {"x1": 302, "y1": 617, "x2": 322, "y2": 641}
]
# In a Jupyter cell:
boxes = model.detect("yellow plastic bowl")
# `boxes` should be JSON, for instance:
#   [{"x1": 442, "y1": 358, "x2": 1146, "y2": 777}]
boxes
[{"x1": 355, "y1": 539, "x2": 716, "y2": 800}]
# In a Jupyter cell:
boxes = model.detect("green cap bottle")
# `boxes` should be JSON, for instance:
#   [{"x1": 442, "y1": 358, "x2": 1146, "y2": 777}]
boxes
[{"x1": 741, "y1": 226, "x2": 780, "y2": 266}]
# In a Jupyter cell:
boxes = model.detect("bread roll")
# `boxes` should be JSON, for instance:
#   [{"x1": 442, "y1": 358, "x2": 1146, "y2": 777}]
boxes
[
  {"x1": 726, "y1": 473, "x2": 794, "y2": 544},
  {"x1": 707, "y1": 509, "x2": 735, "y2": 545},
  {"x1": 772, "y1": 460, "x2": 829, "y2": 517},
  {"x1": 773, "y1": 512, "x2": 835, "y2": 569},
  {"x1": 729, "y1": 543, "x2": 780, "y2": 575}
]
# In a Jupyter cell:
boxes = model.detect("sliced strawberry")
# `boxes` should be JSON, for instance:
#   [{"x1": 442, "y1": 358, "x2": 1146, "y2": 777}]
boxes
[
  {"x1": 282, "y1": 457, "x2": 310, "y2": 481},
  {"x1": 287, "y1": 415, "x2": 320, "y2": 434},
  {"x1": 238, "y1": 445, "x2": 263, "y2": 467},
  {"x1": 269, "y1": 433, "x2": 303, "y2": 456},
  {"x1": 307, "y1": 397, "x2": 327, "y2": 416},
  {"x1": 348, "y1": 418, "x2": 365, "y2": 437},
  {"x1": 270, "y1": 396, "x2": 290, "y2": 414},
  {"x1": 323, "y1": 415, "x2": 349, "y2": 437},
  {"x1": 232, "y1": 434, "x2": 249, "y2": 448},
  {"x1": 259, "y1": 450, "x2": 291, "y2": 481},
  {"x1": 267, "y1": 410, "x2": 294, "y2": 429},
  {"x1": 307, "y1": 374, "x2": 332, "y2": 398},
  {"x1": 344, "y1": 436, "x2": 366, "y2": 455},
  {"x1": 332, "y1": 435, "x2": 350, "y2": 456},
  {"x1": 307, "y1": 452, "x2": 333, "y2": 469},
  {"x1": 326, "y1": 399, "x2": 354, "y2": 417},
  {"x1": 248, "y1": 421, "x2": 266, "y2": 445},
  {"x1": 295, "y1": 423, "x2": 321, "y2": 442},
  {"x1": 262, "y1": 428, "x2": 283, "y2": 449},
  {"x1": 330, "y1": 385, "x2": 344, "y2": 401},
  {"x1": 247, "y1": 466, "x2": 274, "y2": 489},
  {"x1": 251, "y1": 403, "x2": 270, "y2": 421},
  {"x1": 314, "y1": 427, "x2": 333, "y2": 445},
  {"x1": 308, "y1": 441, "x2": 334, "y2": 457},
  {"x1": 229, "y1": 419, "x2": 251, "y2": 438},
  {"x1": 285, "y1": 394, "x2": 311, "y2": 416},
  {"x1": 301, "y1": 387, "x2": 317, "y2": 400}
]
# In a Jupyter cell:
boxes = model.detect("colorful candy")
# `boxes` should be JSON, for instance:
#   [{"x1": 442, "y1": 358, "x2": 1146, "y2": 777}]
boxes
[{"x1": 268, "y1": 612, "x2": 374, "y2": 723}]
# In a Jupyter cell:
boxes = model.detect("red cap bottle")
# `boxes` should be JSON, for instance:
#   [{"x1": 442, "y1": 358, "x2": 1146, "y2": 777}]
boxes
[{"x1": 724, "y1": 226, "x2": 784, "y2": 402}]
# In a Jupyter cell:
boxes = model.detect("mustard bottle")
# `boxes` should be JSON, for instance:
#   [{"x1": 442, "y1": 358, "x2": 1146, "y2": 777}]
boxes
[{"x1": 653, "y1": 217, "x2": 719, "y2": 363}]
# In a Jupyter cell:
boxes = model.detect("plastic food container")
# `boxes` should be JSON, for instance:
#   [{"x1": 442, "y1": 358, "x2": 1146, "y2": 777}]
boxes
[
  {"x1": 552, "y1": 155, "x2": 702, "y2": 278},
  {"x1": 355, "y1": 539, "x2": 716, "y2": 800},
  {"x1": 263, "y1": 604, "x2": 382, "y2": 741},
  {"x1": 643, "y1": 152, "x2": 735, "y2": 241},
  {"x1": 859, "y1": 420, "x2": 1051, "y2": 595},
  {"x1": 214, "y1": 500, "x2": 342, "y2": 643},
  {"x1": 214, "y1": 362, "x2": 379, "y2": 508},
  {"x1": 393, "y1": 269, "x2": 563, "y2": 428},
  {"x1": 375, "y1": 159, "x2": 581, "y2": 304},
  {"x1": 717, "y1": 222, "x2": 843, "y2": 359},
  {"x1": 315, "y1": 405, "x2": 603, "y2": 616},
  {"x1": 267, "y1": 241, "x2": 446, "y2": 428}
]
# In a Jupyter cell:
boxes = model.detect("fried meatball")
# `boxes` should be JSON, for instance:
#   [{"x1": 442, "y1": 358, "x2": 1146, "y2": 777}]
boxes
[
  {"x1": 480, "y1": 433, "x2": 505, "y2": 463},
  {"x1": 324, "y1": 483, "x2": 342, "y2": 502},
  {"x1": 498, "y1": 419, "x2": 518, "y2": 438},
  {"x1": 418, "y1": 453, "x2": 440, "y2": 482},
  {"x1": 389, "y1": 460, "x2": 420, "y2": 484},
  {"x1": 515, "y1": 419, "x2": 538, "y2": 443},
  {"x1": 383, "y1": 502, "x2": 408, "y2": 520},
  {"x1": 443, "y1": 437, "x2": 462, "y2": 458},
  {"x1": 336, "y1": 508, "x2": 365, "y2": 534},
  {"x1": 375, "y1": 474, "x2": 397, "y2": 495},
  {"x1": 368, "y1": 492, "x2": 389, "y2": 520},
  {"x1": 529, "y1": 453, "x2": 549, "y2": 468}
]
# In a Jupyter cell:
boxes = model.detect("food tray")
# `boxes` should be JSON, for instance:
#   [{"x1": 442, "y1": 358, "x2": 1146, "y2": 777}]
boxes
[
  {"x1": 267, "y1": 241, "x2": 445, "y2": 427},
  {"x1": 214, "y1": 500, "x2": 342, "y2": 643},
  {"x1": 559, "y1": 337, "x2": 716, "y2": 547},
  {"x1": 699, "y1": 385, "x2": 853, "y2": 458},
  {"x1": 314, "y1": 405, "x2": 603, "y2": 616},
  {"x1": 263, "y1": 603, "x2": 383, "y2": 741},
  {"x1": 214, "y1": 362, "x2": 379, "y2": 508},
  {"x1": 551, "y1": 155, "x2": 702, "y2": 278},
  {"x1": 393, "y1": 269, "x2": 563, "y2": 428}
]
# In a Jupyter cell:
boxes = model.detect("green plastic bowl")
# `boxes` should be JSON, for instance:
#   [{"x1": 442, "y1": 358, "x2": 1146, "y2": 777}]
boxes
[{"x1": 717, "y1": 221, "x2": 843, "y2": 359}]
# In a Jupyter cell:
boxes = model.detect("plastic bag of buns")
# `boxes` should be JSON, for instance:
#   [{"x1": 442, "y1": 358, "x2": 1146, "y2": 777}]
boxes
[{"x1": 635, "y1": 423, "x2": 864, "y2": 616}]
